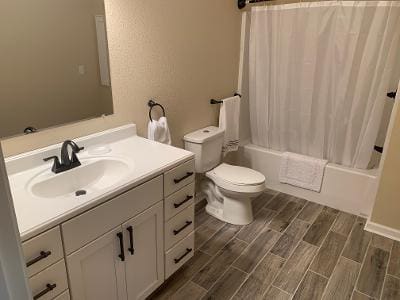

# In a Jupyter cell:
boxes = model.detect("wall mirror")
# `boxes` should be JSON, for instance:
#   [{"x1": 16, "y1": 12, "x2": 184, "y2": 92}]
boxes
[{"x1": 0, "y1": 0, "x2": 114, "y2": 139}]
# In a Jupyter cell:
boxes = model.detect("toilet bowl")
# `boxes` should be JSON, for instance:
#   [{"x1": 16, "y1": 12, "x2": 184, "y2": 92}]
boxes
[
  {"x1": 184, "y1": 126, "x2": 266, "y2": 225},
  {"x1": 204, "y1": 163, "x2": 265, "y2": 225}
]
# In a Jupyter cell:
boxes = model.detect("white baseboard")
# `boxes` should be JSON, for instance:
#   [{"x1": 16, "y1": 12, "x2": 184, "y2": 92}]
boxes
[{"x1": 365, "y1": 221, "x2": 400, "y2": 242}]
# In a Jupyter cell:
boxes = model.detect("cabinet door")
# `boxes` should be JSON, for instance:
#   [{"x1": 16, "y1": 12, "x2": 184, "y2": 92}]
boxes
[
  {"x1": 123, "y1": 201, "x2": 164, "y2": 300},
  {"x1": 66, "y1": 227, "x2": 127, "y2": 300}
]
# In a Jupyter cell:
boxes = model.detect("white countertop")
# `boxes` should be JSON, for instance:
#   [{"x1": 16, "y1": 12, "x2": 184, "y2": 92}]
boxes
[{"x1": 5, "y1": 124, "x2": 194, "y2": 241}]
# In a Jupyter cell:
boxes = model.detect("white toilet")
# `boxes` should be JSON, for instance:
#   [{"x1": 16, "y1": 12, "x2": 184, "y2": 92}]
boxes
[{"x1": 184, "y1": 126, "x2": 266, "y2": 225}]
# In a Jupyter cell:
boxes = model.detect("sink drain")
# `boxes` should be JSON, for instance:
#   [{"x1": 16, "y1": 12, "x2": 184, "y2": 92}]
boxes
[{"x1": 75, "y1": 190, "x2": 87, "y2": 197}]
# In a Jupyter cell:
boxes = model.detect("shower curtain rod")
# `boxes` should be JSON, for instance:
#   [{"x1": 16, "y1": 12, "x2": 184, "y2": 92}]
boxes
[{"x1": 238, "y1": 0, "x2": 270, "y2": 9}]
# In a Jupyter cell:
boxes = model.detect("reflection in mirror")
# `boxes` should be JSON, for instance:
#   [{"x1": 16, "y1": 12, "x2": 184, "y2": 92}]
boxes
[{"x1": 0, "y1": 0, "x2": 114, "y2": 138}]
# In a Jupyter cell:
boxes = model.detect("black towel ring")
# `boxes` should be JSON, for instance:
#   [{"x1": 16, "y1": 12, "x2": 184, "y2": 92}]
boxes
[{"x1": 148, "y1": 99, "x2": 166, "y2": 121}]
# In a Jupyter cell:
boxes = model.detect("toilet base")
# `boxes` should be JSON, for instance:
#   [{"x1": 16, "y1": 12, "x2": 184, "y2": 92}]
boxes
[
  {"x1": 202, "y1": 179, "x2": 255, "y2": 225},
  {"x1": 205, "y1": 197, "x2": 253, "y2": 225}
]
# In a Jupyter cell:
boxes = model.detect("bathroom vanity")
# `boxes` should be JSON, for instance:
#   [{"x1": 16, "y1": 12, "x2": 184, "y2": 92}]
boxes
[{"x1": 6, "y1": 124, "x2": 195, "y2": 300}]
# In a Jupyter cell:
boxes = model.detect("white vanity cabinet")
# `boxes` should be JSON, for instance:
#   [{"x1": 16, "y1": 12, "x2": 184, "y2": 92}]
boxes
[
  {"x1": 66, "y1": 227, "x2": 127, "y2": 300},
  {"x1": 67, "y1": 201, "x2": 164, "y2": 300},
  {"x1": 22, "y1": 227, "x2": 70, "y2": 300},
  {"x1": 20, "y1": 158, "x2": 195, "y2": 300},
  {"x1": 162, "y1": 161, "x2": 196, "y2": 279},
  {"x1": 67, "y1": 202, "x2": 164, "y2": 300},
  {"x1": 122, "y1": 202, "x2": 164, "y2": 299},
  {"x1": 64, "y1": 176, "x2": 164, "y2": 300}
]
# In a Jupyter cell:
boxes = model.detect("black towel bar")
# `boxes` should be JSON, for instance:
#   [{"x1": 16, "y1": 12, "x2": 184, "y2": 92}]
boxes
[
  {"x1": 210, "y1": 93, "x2": 242, "y2": 105},
  {"x1": 387, "y1": 91, "x2": 397, "y2": 99}
]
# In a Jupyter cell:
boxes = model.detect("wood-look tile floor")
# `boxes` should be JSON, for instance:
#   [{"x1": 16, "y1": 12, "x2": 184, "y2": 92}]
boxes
[{"x1": 148, "y1": 190, "x2": 400, "y2": 300}]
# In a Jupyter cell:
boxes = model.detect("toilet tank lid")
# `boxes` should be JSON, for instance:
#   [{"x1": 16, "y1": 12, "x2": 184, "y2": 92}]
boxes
[{"x1": 183, "y1": 126, "x2": 225, "y2": 144}]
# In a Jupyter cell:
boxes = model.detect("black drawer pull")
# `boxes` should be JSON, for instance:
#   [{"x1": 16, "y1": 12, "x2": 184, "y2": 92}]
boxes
[
  {"x1": 173, "y1": 221, "x2": 193, "y2": 235},
  {"x1": 26, "y1": 251, "x2": 52, "y2": 267},
  {"x1": 173, "y1": 172, "x2": 194, "y2": 184},
  {"x1": 117, "y1": 232, "x2": 125, "y2": 261},
  {"x1": 33, "y1": 283, "x2": 56, "y2": 300},
  {"x1": 174, "y1": 248, "x2": 193, "y2": 264},
  {"x1": 174, "y1": 195, "x2": 193, "y2": 208},
  {"x1": 127, "y1": 226, "x2": 134, "y2": 255}
]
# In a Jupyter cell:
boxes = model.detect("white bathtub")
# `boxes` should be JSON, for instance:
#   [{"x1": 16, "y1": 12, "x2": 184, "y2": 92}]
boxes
[{"x1": 240, "y1": 144, "x2": 379, "y2": 217}]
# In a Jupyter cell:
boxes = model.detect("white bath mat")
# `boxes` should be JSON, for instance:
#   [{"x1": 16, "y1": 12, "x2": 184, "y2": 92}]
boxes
[{"x1": 279, "y1": 152, "x2": 328, "y2": 192}]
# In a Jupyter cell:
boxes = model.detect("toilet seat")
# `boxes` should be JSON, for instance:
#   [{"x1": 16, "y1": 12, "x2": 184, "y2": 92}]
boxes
[{"x1": 206, "y1": 163, "x2": 266, "y2": 194}]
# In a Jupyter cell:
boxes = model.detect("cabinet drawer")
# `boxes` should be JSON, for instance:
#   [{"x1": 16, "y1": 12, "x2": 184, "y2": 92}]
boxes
[
  {"x1": 164, "y1": 160, "x2": 195, "y2": 196},
  {"x1": 164, "y1": 182, "x2": 195, "y2": 221},
  {"x1": 54, "y1": 290, "x2": 70, "y2": 300},
  {"x1": 165, "y1": 204, "x2": 194, "y2": 250},
  {"x1": 29, "y1": 260, "x2": 68, "y2": 300},
  {"x1": 22, "y1": 227, "x2": 64, "y2": 277},
  {"x1": 165, "y1": 231, "x2": 194, "y2": 279},
  {"x1": 62, "y1": 176, "x2": 163, "y2": 254}
]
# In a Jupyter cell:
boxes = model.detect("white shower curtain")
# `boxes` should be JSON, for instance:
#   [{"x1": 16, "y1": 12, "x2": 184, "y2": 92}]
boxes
[{"x1": 249, "y1": 1, "x2": 400, "y2": 169}]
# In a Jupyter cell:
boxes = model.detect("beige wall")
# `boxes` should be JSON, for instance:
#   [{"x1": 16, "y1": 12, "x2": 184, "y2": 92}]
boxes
[
  {"x1": 1, "y1": 0, "x2": 241, "y2": 157},
  {"x1": 0, "y1": 0, "x2": 113, "y2": 138},
  {"x1": 371, "y1": 90, "x2": 400, "y2": 230}
]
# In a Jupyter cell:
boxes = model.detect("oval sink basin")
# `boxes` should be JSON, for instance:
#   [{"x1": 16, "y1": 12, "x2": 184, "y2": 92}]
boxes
[{"x1": 29, "y1": 158, "x2": 131, "y2": 198}]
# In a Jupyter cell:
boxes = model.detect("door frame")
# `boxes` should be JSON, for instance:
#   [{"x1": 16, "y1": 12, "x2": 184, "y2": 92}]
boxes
[{"x1": 0, "y1": 144, "x2": 31, "y2": 299}]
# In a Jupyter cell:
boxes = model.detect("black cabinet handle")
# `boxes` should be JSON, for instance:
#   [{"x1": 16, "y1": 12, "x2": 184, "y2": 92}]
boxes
[
  {"x1": 127, "y1": 226, "x2": 134, "y2": 255},
  {"x1": 173, "y1": 172, "x2": 194, "y2": 184},
  {"x1": 117, "y1": 232, "x2": 125, "y2": 261},
  {"x1": 173, "y1": 221, "x2": 193, "y2": 235},
  {"x1": 174, "y1": 195, "x2": 193, "y2": 208},
  {"x1": 33, "y1": 283, "x2": 56, "y2": 300},
  {"x1": 26, "y1": 251, "x2": 52, "y2": 267},
  {"x1": 174, "y1": 248, "x2": 192, "y2": 264}
]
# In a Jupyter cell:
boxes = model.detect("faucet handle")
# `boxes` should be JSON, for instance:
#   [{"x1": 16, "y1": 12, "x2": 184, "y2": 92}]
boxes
[
  {"x1": 43, "y1": 156, "x2": 60, "y2": 163},
  {"x1": 43, "y1": 156, "x2": 62, "y2": 173}
]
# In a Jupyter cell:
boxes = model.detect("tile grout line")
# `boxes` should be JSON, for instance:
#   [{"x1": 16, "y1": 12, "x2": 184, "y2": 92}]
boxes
[
  {"x1": 229, "y1": 223, "x2": 282, "y2": 274},
  {"x1": 318, "y1": 215, "x2": 361, "y2": 300},
  {"x1": 232, "y1": 196, "x2": 305, "y2": 276},
  {"x1": 274, "y1": 285, "x2": 293, "y2": 297},
  {"x1": 355, "y1": 289, "x2": 376, "y2": 299},
  {"x1": 194, "y1": 191, "x2": 280, "y2": 298},
  {"x1": 198, "y1": 222, "x2": 242, "y2": 256},
  {"x1": 170, "y1": 228, "x2": 240, "y2": 299},
  {"x1": 235, "y1": 206, "x2": 277, "y2": 245},
  {"x1": 196, "y1": 224, "x2": 248, "y2": 295},
  {"x1": 289, "y1": 210, "x2": 340, "y2": 299},
  {"x1": 260, "y1": 191, "x2": 280, "y2": 210},
  {"x1": 231, "y1": 195, "x2": 306, "y2": 299},
  {"x1": 308, "y1": 269, "x2": 329, "y2": 280},
  {"x1": 173, "y1": 279, "x2": 208, "y2": 297},
  {"x1": 268, "y1": 222, "x2": 316, "y2": 297},
  {"x1": 268, "y1": 202, "x2": 331, "y2": 298},
  {"x1": 195, "y1": 222, "x2": 226, "y2": 250},
  {"x1": 233, "y1": 189, "x2": 279, "y2": 243},
  {"x1": 353, "y1": 231, "x2": 373, "y2": 299},
  {"x1": 169, "y1": 209, "x2": 242, "y2": 298},
  {"x1": 378, "y1": 239, "x2": 395, "y2": 300},
  {"x1": 226, "y1": 265, "x2": 253, "y2": 300},
  {"x1": 231, "y1": 238, "x2": 285, "y2": 298}
]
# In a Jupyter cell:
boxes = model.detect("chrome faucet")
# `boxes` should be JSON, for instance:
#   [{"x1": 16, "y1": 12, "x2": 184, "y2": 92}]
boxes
[{"x1": 43, "y1": 140, "x2": 84, "y2": 174}]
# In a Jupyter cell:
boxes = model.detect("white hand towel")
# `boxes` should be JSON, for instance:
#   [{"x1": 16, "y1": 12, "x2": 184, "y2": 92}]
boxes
[
  {"x1": 219, "y1": 95, "x2": 240, "y2": 155},
  {"x1": 279, "y1": 152, "x2": 328, "y2": 192},
  {"x1": 147, "y1": 116, "x2": 171, "y2": 145}
]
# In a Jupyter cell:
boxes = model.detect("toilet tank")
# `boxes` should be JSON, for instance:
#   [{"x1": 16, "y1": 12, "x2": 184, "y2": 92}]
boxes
[{"x1": 183, "y1": 126, "x2": 225, "y2": 173}]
